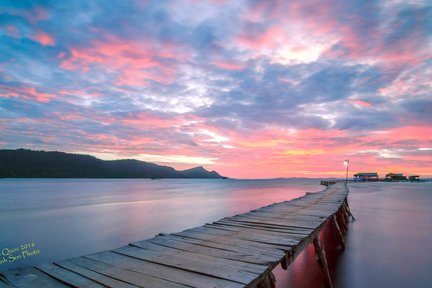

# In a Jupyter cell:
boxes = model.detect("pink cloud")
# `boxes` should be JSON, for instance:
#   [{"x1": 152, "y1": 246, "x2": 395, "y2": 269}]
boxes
[
  {"x1": 244, "y1": 1, "x2": 268, "y2": 22},
  {"x1": 60, "y1": 36, "x2": 190, "y2": 86},
  {"x1": 239, "y1": 1, "x2": 428, "y2": 68},
  {"x1": 5, "y1": 25, "x2": 19, "y2": 37},
  {"x1": 363, "y1": 126, "x2": 432, "y2": 144},
  {"x1": 34, "y1": 30, "x2": 55, "y2": 46},
  {"x1": 209, "y1": 0, "x2": 228, "y2": 4},
  {"x1": 236, "y1": 25, "x2": 284, "y2": 50},
  {"x1": 50, "y1": 112, "x2": 84, "y2": 121},
  {"x1": 26, "y1": 6, "x2": 49, "y2": 23},
  {"x1": 56, "y1": 52, "x2": 66, "y2": 59},
  {"x1": 119, "y1": 112, "x2": 204, "y2": 131},
  {"x1": 3, "y1": 6, "x2": 49, "y2": 24},
  {"x1": 58, "y1": 89, "x2": 102, "y2": 98},
  {"x1": 0, "y1": 85, "x2": 56, "y2": 102},
  {"x1": 213, "y1": 60, "x2": 245, "y2": 70},
  {"x1": 121, "y1": 112, "x2": 181, "y2": 128},
  {"x1": 350, "y1": 99, "x2": 372, "y2": 107},
  {"x1": 175, "y1": 125, "x2": 432, "y2": 178}
]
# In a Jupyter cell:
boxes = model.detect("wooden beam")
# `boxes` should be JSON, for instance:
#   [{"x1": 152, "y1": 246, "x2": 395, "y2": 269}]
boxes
[
  {"x1": 313, "y1": 236, "x2": 333, "y2": 288},
  {"x1": 332, "y1": 215, "x2": 345, "y2": 250},
  {"x1": 256, "y1": 271, "x2": 276, "y2": 288},
  {"x1": 343, "y1": 199, "x2": 356, "y2": 221}
]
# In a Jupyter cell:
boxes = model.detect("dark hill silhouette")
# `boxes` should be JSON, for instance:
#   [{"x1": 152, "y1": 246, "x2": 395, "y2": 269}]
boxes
[{"x1": 0, "y1": 149, "x2": 223, "y2": 179}]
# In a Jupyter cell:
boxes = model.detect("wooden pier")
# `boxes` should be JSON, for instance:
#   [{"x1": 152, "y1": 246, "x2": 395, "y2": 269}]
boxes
[{"x1": 0, "y1": 182, "x2": 352, "y2": 288}]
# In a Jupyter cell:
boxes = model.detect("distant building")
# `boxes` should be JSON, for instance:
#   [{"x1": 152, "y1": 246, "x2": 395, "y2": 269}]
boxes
[
  {"x1": 408, "y1": 175, "x2": 420, "y2": 182},
  {"x1": 385, "y1": 173, "x2": 407, "y2": 181},
  {"x1": 353, "y1": 172, "x2": 379, "y2": 181}
]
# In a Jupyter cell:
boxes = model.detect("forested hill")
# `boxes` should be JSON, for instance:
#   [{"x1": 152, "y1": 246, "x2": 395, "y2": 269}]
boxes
[{"x1": 0, "y1": 149, "x2": 223, "y2": 179}]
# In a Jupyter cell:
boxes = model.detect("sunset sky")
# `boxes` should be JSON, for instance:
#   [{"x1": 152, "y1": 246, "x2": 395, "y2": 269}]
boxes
[{"x1": 0, "y1": 0, "x2": 431, "y2": 178}]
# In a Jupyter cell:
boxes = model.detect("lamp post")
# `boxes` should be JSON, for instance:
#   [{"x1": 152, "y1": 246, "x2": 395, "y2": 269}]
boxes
[{"x1": 344, "y1": 159, "x2": 349, "y2": 184}]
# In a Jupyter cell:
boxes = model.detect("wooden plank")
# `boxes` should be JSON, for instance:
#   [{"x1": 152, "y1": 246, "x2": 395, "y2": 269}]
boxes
[
  {"x1": 231, "y1": 213, "x2": 328, "y2": 223},
  {"x1": 193, "y1": 226, "x2": 299, "y2": 247},
  {"x1": 178, "y1": 227, "x2": 293, "y2": 250},
  {"x1": 36, "y1": 263, "x2": 105, "y2": 288},
  {"x1": 56, "y1": 260, "x2": 138, "y2": 288},
  {"x1": 202, "y1": 224, "x2": 302, "y2": 246},
  {"x1": 174, "y1": 229, "x2": 289, "y2": 253},
  {"x1": 211, "y1": 221, "x2": 311, "y2": 238},
  {"x1": 221, "y1": 216, "x2": 320, "y2": 230},
  {"x1": 189, "y1": 224, "x2": 294, "y2": 244},
  {"x1": 221, "y1": 214, "x2": 331, "y2": 234},
  {"x1": 0, "y1": 278, "x2": 13, "y2": 288},
  {"x1": 147, "y1": 235, "x2": 280, "y2": 266},
  {"x1": 246, "y1": 214, "x2": 331, "y2": 225},
  {"x1": 165, "y1": 234, "x2": 284, "y2": 259},
  {"x1": 0, "y1": 266, "x2": 71, "y2": 288},
  {"x1": 229, "y1": 216, "x2": 324, "y2": 228},
  {"x1": 197, "y1": 224, "x2": 306, "y2": 245},
  {"x1": 86, "y1": 250, "x2": 244, "y2": 288},
  {"x1": 207, "y1": 223, "x2": 308, "y2": 243},
  {"x1": 129, "y1": 241, "x2": 267, "y2": 274},
  {"x1": 114, "y1": 245, "x2": 264, "y2": 285},
  {"x1": 244, "y1": 212, "x2": 326, "y2": 222},
  {"x1": 70, "y1": 257, "x2": 189, "y2": 288}
]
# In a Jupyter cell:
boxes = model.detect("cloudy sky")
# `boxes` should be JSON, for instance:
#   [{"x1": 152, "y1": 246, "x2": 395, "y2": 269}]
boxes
[{"x1": 0, "y1": 0, "x2": 431, "y2": 178}]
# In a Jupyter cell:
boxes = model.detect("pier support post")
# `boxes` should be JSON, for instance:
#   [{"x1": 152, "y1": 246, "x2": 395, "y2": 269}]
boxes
[
  {"x1": 257, "y1": 271, "x2": 276, "y2": 288},
  {"x1": 342, "y1": 204, "x2": 350, "y2": 224},
  {"x1": 337, "y1": 209, "x2": 348, "y2": 231},
  {"x1": 343, "y1": 199, "x2": 356, "y2": 221},
  {"x1": 282, "y1": 250, "x2": 295, "y2": 270},
  {"x1": 313, "y1": 236, "x2": 333, "y2": 288},
  {"x1": 281, "y1": 255, "x2": 287, "y2": 270},
  {"x1": 332, "y1": 215, "x2": 345, "y2": 250}
]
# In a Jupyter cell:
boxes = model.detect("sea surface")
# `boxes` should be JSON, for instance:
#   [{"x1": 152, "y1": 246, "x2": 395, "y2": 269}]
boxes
[
  {"x1": 276, "y1": 181, "x2": 432, "y2": 288},
  {"x1": 1, "y1": 179, "x2": 431, "y2": 288},
  {"x1": 0, "y1": 178, "x2": 320, "y2": 271}
]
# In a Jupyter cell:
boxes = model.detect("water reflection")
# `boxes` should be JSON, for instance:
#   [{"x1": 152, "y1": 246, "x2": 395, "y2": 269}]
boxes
[
  {"x1": 4, "y1": 180, "x2": 429, "y2": 287},
  {"x1": 275, "y1": 182, "x2": 432, "y2": 288},
  {"x1": 0, "y1": 178, "x2": 320, "y2": 271}
]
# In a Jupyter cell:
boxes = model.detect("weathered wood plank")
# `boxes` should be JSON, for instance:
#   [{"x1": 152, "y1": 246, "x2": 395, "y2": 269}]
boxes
[
  {"x1": 221, "y1": 216, "x2": 321, "y2": 230},
  {"x1": 166, "y1": 234, "x2": 284, "y2": 259},
  {"x1": 86, "y1": 250, "x2": 244, "y2": 288},
  {"x1": 130, "y1": 240, "x2": 267, "y2": 274},
  {"x1": 0, "y1": 278, "x2": 13, "y2": 288},
  {"x1": 204, "y1": 222, "x2": 313, "y2": 239},
  {"x1": 56, "y1": 260, "x2": 138, "y2": 288},
  {"x1": 70, "y1": 257, "x2": 189, "y2": 288},
  {"x1": 147, "y1": 235, "x2": 280, "y2": 266},
  {"x1": 210, "y1": 221, "x2": 311, "y2": 238},
  {"x1": 114, "y1": 245, "x2": 265, "y2": 285},
  {"x1": 176, "y1": 228, "x2": 292, "y2": 251},
  {"x1": 243, "y1": 210, "x2": 327, "y2": 221},
  {"x1": 244, "y1": 211, "x2": 327, "y2": 222},
  {"x1": 1, "y1": 267, "x2": 71, "y2": 288},
  {"x1": 221, "y1": 218, "x2": 319, "y2": 231},
  {"x1": 202, "y1": 224, "x2": 301, "y2": 247},
  {"x1": 36, "y1": 263, "x2": 105, "y2": 288}
]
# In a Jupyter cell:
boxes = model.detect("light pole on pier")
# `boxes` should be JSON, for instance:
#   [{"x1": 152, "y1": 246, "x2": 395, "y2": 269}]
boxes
[{"x1": 344, "y1": 159, "x2": 349, "y2": 184}]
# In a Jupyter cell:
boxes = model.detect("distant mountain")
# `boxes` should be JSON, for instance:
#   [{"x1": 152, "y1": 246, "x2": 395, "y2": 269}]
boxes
[
  {"x1": 0, "y1": 149, "x2": 224, "y2": 179},
  {"x1": 180, "y1": 166, "x2": 222, "y2": 178}
]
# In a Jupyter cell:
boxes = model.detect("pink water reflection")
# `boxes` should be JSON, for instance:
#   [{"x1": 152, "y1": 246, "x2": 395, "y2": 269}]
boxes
[{"x1": 0, "y1": 178, "x2": 321, "y2": 271}]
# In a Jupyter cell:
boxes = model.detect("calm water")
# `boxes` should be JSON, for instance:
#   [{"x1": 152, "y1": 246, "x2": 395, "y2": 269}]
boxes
[
  {"x1": 276, "y1": 181, "x2": 432, "y2": 288},
  {"x1": 0, "y1": 178, "x2": 320, "y2": 271},
  {"x1": 1, "y1": 179, "x2": 431, "y2": 288}
]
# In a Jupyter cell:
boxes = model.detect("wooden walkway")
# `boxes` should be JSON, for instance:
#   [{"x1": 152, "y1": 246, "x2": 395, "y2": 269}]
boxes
[{"x1": 0, "y1": 182, "x2": 352, "y2": 288}]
